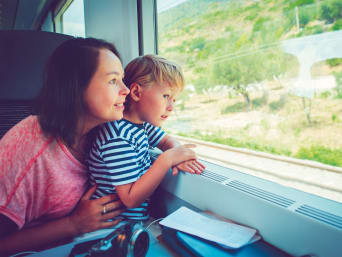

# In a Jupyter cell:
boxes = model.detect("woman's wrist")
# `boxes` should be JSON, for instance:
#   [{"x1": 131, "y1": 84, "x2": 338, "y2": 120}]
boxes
[{"x1": 65, "y1": 215, "x2": 81, "y2": 238}]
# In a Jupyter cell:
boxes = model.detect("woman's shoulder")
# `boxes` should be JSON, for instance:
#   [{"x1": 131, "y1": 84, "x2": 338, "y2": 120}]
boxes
[
  {"x1": 0, "y1": 115, "x2": 49, "y2": 159},
  {"x1": 0, "y1": 115, "x2": 42, "y2": 142}
]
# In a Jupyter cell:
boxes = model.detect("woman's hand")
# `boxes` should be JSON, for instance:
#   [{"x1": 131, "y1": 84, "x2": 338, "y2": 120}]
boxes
[
  {"x1": 172, "y1": 160, "x2": 206, "y2": 176},
  {"x1": 68, "y1": 186, "x2": 124, "y2": 235}
]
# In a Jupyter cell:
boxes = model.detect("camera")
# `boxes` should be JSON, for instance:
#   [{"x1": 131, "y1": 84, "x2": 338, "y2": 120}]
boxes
[{"x1": 69, "y1": 221, "x2": 150, "y2": 257}]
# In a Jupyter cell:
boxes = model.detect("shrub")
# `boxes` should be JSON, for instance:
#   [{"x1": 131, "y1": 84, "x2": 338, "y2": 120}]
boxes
[
  {"x1": 326, "y1": 58, "x2": 342, "y2": 67},
  {"x1": 269, "y1": 94, "x2": 287, "y2": 111},
  {"x1": 332, "y1": 19, "x2": 342, "y2": 31},
  {"x1": 333, "y1": 71, "x2": 342, "y2": 98},
  {"x1": 319, "y1": 91, "x2": 331, "y2": 99},
  {"x1": 253, "y1": 17, "x2": 271, "y2": 32},
  {"x1": 296, "y1": 145, "x2": 342, "y2": 167},
  {"x1": 252, "y1": 91, "x2": 268, "y2": 108},
  {"x1": 288, "y1": 0, "x2": 315, "y2": 9},
  {"x1": 320, "y1": 0, "x2": 342, "y2": 24},
  {"x1": 221, "y1": 102, "x2": 247, "y2": 114}
]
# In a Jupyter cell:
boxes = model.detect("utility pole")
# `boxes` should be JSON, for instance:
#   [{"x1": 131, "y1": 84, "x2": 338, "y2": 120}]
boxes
[{"x1": 295, "y1": 6, "x2": 300, "y2": 32}]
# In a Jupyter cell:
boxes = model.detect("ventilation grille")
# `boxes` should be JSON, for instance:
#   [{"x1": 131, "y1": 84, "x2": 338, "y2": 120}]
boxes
[
  {"x1": 201, "y1": 170, "x2": 228, "y2": 183},
  {"x1": 296, "y1": 204, "x2": 342, "y2": 229},
  {"x1": 227, "y1": 180, "x2": 295, "y2": 208},
  {"x1": 0, "y1": 101, "x2": 33, "y2": 139}
]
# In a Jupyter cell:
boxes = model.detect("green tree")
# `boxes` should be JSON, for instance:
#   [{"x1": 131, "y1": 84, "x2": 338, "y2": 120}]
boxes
[
  {"x1": 211, "y1": 54, "x2": 263, "y2": 107},
  {"x1": 211, "y1": 48, "x2": 289, "y2": 107},
  {"x1": 320, "y1": 0, "x2": 342, "y2": 24}
]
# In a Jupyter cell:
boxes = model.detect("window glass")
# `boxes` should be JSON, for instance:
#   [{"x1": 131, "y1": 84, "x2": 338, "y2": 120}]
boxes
[
  {"x1": 62, "y1": 0, "x2": 85, "y2": 37},
  {"x1": 157, "y1": 0, "x2": 342, "y2": 202}
]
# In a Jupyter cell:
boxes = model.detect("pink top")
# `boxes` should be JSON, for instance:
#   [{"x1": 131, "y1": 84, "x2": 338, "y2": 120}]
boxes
[{"x1": 0, "y1": 116, "x2": 88, "y2": 229}]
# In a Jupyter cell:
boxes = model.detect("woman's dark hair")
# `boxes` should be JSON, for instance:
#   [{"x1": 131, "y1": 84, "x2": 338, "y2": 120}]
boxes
[{"x1": 37, "y1": 37, "x2": 121, "y2": 147}]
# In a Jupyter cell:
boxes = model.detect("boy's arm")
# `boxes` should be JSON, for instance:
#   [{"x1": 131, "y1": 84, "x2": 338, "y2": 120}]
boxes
[
  {"x1": 157, "y1": 134, "x2": 180, "y2": 151},
  {"x1": 116, "y1": 145, "x2": 197, "y2": 209}
]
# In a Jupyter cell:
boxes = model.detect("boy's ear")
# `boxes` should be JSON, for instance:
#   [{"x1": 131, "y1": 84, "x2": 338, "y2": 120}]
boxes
[{"x1": 129, "y1": 83, "x2": 143, "y2": 101}]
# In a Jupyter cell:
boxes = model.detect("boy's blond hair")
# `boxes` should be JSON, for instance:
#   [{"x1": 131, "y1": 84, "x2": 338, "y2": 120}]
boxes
[{"x1": 123, "y1": 55, "x2": 184, "y2": 94}]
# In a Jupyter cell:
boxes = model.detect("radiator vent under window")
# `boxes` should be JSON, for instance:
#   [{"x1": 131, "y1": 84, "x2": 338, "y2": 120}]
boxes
[
  {"x1": 295, "y1": 204, "x2": 342, "y2": 230},
  {"x1": 227, "y1": 180, "x2": 295, "y2": 208},
  {"x1": 201, "y1": 170, "x2": 228, "y2": 183}
]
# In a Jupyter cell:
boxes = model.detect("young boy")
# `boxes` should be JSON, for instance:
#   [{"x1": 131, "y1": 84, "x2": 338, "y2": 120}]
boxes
[{"x1": 87, "y1": 55, "x2": 205, "y2": 221}]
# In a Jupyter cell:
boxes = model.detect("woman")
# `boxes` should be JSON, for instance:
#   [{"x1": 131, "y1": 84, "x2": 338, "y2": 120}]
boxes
[{"x1": 0, "y1": 37, "x2": 130, "y2": 255}]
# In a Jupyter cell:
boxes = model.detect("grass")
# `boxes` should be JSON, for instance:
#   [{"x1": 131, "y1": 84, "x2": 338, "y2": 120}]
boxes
[
  {"x1": 178, "y1": 130, "x2": 342, "y2": 167},
  {"x1": 295, "y1": 145, "x2": 342, "y2": 167},
  {"x1": 179, "y1": 130, "x2": 292, "y2": 157},
  {"x1": 221, "y1": 102, "x2": 247, "y2": 114}
]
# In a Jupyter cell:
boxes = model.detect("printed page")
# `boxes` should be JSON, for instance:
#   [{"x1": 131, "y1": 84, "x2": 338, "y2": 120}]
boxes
[{"x1": 160, "y1": 206, "x2": 257, "y2": 249}]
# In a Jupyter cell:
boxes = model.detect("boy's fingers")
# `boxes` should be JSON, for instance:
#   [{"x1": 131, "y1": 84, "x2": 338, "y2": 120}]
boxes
[
  {"x1": 82, "y1": 186, "x2": 97, "y2": 200},
  {"x1": 193, "y1": 161, "x2": 205, "y2": 171},
  {"x1": 188, "y1": 163, "x2": 200, "y2": 174},
  {"x1": 195, "y1": 160, "x2": 206, "y2": 169},
  {"x1": 172, "y1": 167, "x2": 179, "y2": 176}
]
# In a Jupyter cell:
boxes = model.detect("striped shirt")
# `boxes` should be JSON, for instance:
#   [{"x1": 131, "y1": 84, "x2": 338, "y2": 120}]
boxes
[{"x1": 87, "y1": 119, "x2": 166, "y2": 221}]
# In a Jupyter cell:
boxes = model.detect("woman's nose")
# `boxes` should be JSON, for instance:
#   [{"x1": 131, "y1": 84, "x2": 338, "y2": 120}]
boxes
[{"x1": 120, "y1": 82, "x2": 130, "y2": 95}]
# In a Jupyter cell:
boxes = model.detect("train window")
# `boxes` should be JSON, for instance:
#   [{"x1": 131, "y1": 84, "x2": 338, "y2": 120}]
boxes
[
  {"x1": 157, "y1": 0, "x2": 342, "y2": 202},
  {"x1": 54, "y1": 0, "x2": 85, "y2": 37}
]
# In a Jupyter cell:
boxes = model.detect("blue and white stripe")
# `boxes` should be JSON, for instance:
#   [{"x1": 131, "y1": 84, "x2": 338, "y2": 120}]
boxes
[{"x1": 88, "y1": 119, "x2": 166, "y2": 221}]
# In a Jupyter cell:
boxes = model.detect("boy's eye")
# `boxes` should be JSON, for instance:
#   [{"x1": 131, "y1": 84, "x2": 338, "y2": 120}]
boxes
[{"x1": 163, "y1": 94, "x2": 170, "y2": 99}]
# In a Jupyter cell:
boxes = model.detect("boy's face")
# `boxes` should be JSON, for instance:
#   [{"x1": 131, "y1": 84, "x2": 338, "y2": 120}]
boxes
[{"x1": 137, "y1": 82, "x2": 179, "y2": 127}]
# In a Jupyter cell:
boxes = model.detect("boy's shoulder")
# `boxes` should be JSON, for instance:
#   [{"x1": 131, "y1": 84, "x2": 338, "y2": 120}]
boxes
[{"x1": 95, "y1": 119, "x2": 146, "y2": 145}]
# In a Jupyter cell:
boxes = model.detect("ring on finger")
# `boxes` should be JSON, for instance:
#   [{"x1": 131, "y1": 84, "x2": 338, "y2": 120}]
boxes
[{"x1": 103, "y1": 205, "x2": 107, "y2": 215}]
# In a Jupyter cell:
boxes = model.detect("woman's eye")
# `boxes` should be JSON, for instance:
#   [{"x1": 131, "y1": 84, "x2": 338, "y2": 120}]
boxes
[
  {"x1": 109, "y1": 79, "x2": 117, "y2": 85},
  {"x1": 163, "y1": 94, "x2": 169, "y2": 99}
]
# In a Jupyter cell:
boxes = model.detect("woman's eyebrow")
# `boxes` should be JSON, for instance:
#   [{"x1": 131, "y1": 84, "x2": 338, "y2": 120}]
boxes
[{"x1": 106, "y1": 71, "x2": 122, "y2": 76}]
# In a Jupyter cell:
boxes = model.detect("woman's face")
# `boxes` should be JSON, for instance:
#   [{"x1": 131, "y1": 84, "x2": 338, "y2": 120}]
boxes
[{"x1": 83, "y1": 48, "x2": 129, "y2": 127}]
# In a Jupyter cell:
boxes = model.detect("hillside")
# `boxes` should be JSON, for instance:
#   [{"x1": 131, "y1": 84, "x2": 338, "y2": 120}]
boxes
[
  {"x1": 158, "y1": 0, "x2": 342, "y2": 90},
  {"x1": 158, "y1": 0, "x2": 342, "y2": 167}
]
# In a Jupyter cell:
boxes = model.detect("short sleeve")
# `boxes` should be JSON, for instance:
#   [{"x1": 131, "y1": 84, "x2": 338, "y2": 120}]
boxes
[
  {"x1": 144, "y1": 123, "x2": 166, "y2": 148},
  {"x1": 95, "y1": 138, "x2": 142, "y2": 186},
  {"x1": 0, "y1": 180, "x2": 27, "y2": 229}
]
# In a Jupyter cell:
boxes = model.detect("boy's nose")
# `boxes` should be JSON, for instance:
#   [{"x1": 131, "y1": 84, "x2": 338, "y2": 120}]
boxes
[{"x1": 167, "y1": 101, "x2": 174, "y2": 112}]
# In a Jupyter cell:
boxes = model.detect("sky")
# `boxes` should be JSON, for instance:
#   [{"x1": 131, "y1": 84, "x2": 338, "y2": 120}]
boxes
[{"x1": 157, "y1": 0, "x2": 189, "y2": 13}]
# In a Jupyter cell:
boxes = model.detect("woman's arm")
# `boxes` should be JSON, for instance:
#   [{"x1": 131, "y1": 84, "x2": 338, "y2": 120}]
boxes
[{"x1": 0, "y1": 186, "x2": 123, "y2": 256}]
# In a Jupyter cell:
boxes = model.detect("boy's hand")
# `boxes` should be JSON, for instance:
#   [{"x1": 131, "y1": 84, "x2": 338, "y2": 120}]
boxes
[
  {"x1": 172, "y1": 160, "x2": 206, "y2": 176},
  {"x1": 165, "y1": 144, "x2": 197, "y2": 167}
]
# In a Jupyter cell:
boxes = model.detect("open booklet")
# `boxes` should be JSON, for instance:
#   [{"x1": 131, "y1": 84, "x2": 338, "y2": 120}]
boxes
[{"x1": 159, "y1": 206, "x2": 261, "y2": 249}]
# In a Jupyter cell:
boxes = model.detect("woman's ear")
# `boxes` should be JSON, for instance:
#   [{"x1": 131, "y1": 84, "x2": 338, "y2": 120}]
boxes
[{"x1": 129, "y1": 83, "x2": 142, "y2": 102}]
